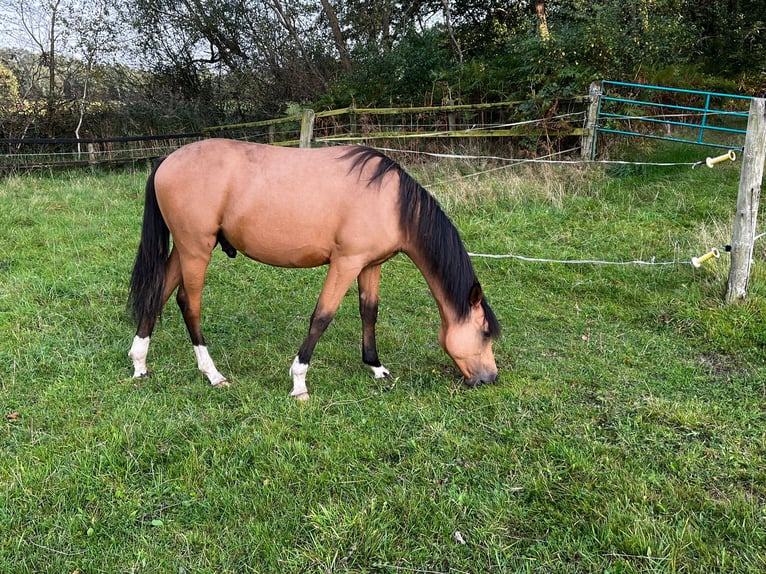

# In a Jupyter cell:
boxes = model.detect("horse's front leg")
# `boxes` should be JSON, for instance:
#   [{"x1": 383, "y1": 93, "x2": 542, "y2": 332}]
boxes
[
  {"x1": 291, "y1": 260, "x2": 361, "y2": 400},
  {"x1": 358, "y1": 264, "x2": 390, "y2": 379}
]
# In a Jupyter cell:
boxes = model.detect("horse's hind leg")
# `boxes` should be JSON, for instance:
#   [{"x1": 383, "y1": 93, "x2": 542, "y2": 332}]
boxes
[
  {"x1": 129, "y1": 247, "x2": 183, "y2": 377},
  {"x1": 358, "y1": 264, "x2": 390, "y2": 379},
  {"x1": 176, "y1": 252, "x2": 228, "y2": 387}
]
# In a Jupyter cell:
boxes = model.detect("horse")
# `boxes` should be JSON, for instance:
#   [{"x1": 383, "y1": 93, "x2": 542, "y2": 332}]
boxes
[{"x1": 128, "y1": 139, "x2": 500, "y2": 399}]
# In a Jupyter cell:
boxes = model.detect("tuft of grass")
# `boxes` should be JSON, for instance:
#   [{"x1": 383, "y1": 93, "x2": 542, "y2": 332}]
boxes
[{"x1": 1, "y1": 150, "x2": 765, "y2": 573}]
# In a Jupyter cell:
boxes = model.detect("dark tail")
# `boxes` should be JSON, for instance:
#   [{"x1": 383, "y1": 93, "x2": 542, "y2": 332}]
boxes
[{"x1": 128, "y1": 159, "x2": 169, "y2": 329}]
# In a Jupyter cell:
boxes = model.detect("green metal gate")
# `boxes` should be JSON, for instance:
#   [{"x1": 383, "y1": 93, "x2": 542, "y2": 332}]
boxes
[{"x1": 592, "y1": 80, "x2": 752, "y2": 155}]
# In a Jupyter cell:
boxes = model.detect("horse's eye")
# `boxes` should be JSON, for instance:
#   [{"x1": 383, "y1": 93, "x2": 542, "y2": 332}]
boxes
[{"x1": 482, "y1": 329, "x2": 491, "y2": 340}]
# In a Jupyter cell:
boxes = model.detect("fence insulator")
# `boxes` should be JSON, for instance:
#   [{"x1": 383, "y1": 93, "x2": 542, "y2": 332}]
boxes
[
  {"x1": 706, "y1": 150, "x2": 737, "y2": 168},
  {"x1": 692, "y1": 247, "x2": 720, "y2": 268}
]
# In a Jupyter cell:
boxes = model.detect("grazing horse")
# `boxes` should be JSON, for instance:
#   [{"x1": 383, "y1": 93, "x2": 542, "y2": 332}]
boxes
[{"x1": 128, "y1": 139, "x2": 500, "y2": 399}]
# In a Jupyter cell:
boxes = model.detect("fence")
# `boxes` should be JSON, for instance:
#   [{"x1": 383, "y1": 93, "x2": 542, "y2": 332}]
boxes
[
  {"x1": 202, "y1": 100, "x2": 588, "y2": 148},
  {"x1": 0, "y1": 133, "x2": 202, "y2": 171},
  {"x1": 1, "y1": 100, "x2": 587, "y2": 171},
  {"x1": 3, "y1": 89, "x2": 764, "y2": 306},
  {"x1": 0, "y1": 83, "x2": 755, "y2": 170},
  {"x1": 585, "y1": 80, "x2": 752, "y2": 158},
  {"x1": 726, "y1": 97, "x2": 766, "y2": 303}
]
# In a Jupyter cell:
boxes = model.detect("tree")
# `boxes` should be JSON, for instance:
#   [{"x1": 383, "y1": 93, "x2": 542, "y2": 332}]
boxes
[
  {"x1": 0, "y1": 0, "x2": 126, "y2": 137},
  {"x1": 339, "y1": 0, "x2": 441, "y2": 52},
  {"x1": 535, "y1": 1, "x2": 550, "y2": 40},
  {"x1": 685, "y1": 0, "x2": 766, "y2": 81},
  {"x1": 120, "y1": 0, "x2": 339, "y2": 117},
  {"x1": 0, "y1": 61, "x2": 22, "y2": 138},
  {"x1": 319, "y1": 0, "x2": 352, "y2": 74},
  {"x1": 449, "y1": 1, "x2": 527, "y2": 59},
  {"x1": 3, "y1": 0, "x2": 66, "y2": 135},
  {"x1": 441, "y1": 0, "x2": 463, "y2": 64},
  {"x1": 61, "y1": 0, "x2": 120, "y2": 143}
]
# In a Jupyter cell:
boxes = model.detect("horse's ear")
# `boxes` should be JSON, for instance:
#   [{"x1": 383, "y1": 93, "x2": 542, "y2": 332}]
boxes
[{"x1": 469, "y1": 283, "x2": 483, "y2": 307}]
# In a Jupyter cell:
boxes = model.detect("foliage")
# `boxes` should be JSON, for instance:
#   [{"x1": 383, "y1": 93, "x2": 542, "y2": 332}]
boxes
[
  {"x1": 1, "y1": 144, "x2": 765, "y2": 571},
  {"x1": 0, "y1": 64, "x2": 19, "y2": 103},
  {"x1": 1, "y1": 0, "x2": 765, "y2": 138},
  {"x1": 325, "y1": 28, "x2": 452, "y2": 107},
  {"x1": 686, "y1": 1, "x2": 766, "y2": 80}
]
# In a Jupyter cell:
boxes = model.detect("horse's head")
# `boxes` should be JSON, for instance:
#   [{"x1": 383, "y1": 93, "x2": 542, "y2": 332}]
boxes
[{"x1": 439, "y1": 284, "x2": 500, "y2": 386}]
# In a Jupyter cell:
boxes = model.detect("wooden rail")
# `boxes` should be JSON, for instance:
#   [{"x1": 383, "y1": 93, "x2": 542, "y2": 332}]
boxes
[
  {"x1": 0, "y1": 133, "x2": 202, "y2": 171},
  {"x1": 203, "y1": 100, "x2": 588, "y2": 148},
  {"x1": 1, "y1": 100, "x2": 588, "y2": 170}
]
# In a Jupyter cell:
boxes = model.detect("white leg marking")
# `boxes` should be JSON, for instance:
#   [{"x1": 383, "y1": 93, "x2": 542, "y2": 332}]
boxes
[
  {"x1": 289, "y1": 356, "x2": 310, "y2": 401},
  {"x1": 193, "y1": 345, "x2": 229, "y2": 387},
  {"x1": 128, "y1": 336, "x2": 150, "y2": 378},
  {"x1": 370, "y1": 365, "x2": 390, "y2": 379}
]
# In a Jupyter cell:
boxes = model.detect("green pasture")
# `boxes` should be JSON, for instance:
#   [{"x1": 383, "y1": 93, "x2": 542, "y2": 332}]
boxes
[{"x1": 1, "y1": 146, "x2": 765, "y2": 573}]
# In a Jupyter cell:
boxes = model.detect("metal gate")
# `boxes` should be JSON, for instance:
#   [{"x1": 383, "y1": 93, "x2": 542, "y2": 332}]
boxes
[{"x1": 592, "y1": 80, "x2": 752, "y2": 156}]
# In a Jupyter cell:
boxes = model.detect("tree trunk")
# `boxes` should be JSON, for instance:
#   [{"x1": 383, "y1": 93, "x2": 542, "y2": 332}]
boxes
[
  {"x1": 269, "y1": 0, "x2": 329, "y2": 89},
  {"x1": 535, "y1": 1, "x2": 550, "y2": 41},
  {"x1": 46, "y1": 0, "x2": 61, "y2": 137},
  {"x1": 320, "y1": 0, "x2": 352, "y2": 74},
  {"x1": 441, "y1": 0, "x2": 463, "y2": 64}
]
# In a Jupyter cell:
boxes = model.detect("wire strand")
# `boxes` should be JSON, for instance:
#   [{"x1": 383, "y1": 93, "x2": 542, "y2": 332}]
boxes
[{"x1": 467, "y1": 252, "x2": 684, "y2": 266}]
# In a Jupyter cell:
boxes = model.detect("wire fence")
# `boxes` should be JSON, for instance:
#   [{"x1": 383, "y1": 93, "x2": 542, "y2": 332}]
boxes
[
  {"x1": 1, "y1": 96, "x2": 757, "y2": 273},
  {"x1": 202, "y1": 101, "x2": 588, "y2": 149},
  {"x1": 0, "y1": 85, "x2": 751, "y2": 172},
  {"x1": 3, "y1": 106, "x2": 578, "y2": 171},
  {"x1": 0, "y1": 133, "x2": 203, "y2": 172}
]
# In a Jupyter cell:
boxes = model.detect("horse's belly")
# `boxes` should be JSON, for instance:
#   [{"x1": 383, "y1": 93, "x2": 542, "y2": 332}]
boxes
[{"x1": 243, "y1": 242, "x2": 331, "y2": 268}]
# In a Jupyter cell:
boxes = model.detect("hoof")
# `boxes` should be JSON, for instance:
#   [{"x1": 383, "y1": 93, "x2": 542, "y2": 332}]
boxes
[
  {"x1": 371, "y1": 365, "x2": 391, "y2": 379},
  {"x1": 211, "y1": 379, "x2": 230, "y2": 388},
  {"x1": 292, "y1": 392, "x2": 310, "y2": 402},
  {"x1": 133, "y1": 371, "x2": 149, "y2": 379}
]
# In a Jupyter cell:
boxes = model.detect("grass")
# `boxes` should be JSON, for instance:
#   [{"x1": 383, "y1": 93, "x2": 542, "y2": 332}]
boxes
[{"x1": 1, "y1": 144, "x2": 765, "y2": 573}]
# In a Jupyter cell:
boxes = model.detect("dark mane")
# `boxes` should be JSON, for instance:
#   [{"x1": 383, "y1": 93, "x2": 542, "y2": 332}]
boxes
[{"x1": 342, "y1": 146, "x2": 500, "y2": 338}]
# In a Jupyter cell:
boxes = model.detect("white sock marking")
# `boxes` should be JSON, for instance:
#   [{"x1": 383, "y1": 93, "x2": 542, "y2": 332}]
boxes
[
  {"x1": 193, "y1": 345, "x2": 228, "y2": 386},
  {"x1": 289, "y1": 356, "x2": 310, "y2": 399},
  {"x1": 128, "y1": 336, "x2": 150, "y2": 378}
]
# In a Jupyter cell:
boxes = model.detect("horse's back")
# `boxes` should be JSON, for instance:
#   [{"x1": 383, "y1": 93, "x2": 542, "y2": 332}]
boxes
[{"x1": 153, "y1": 139, "x2": 404, "y2": 267}]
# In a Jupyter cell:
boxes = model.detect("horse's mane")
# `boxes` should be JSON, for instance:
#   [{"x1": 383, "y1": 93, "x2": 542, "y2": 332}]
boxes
[{"x1": 342, "y1": 146, "x2": 500, "y2": 338}]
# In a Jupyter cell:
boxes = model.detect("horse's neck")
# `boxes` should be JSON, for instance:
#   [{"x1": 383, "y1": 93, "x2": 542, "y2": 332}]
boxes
[{"x1": 404, "y1": 248, "x2": 458, "y2": 328}]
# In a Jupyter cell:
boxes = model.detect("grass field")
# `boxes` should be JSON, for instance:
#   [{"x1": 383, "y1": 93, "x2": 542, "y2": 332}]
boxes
[{"x1": 1, "y1": 144, "x2": 765, "y2": 573}]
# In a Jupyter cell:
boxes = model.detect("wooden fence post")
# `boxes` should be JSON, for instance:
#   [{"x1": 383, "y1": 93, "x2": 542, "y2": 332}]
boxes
[
  {"x1": 299, "y1": 108, "x2": 315, "y2": 148},
  {"x1": 445, "y1": 99, "x2": 457, "y2": 131},
  {"x1": 726, "y1": 97, "x2": 766, "y2": 303},
  {"x1": 581, "y1": 81, "x2": 601, "y2": 160},
  {"x1": 349, "y1": 105, "x2": 357, "y2": 139}
]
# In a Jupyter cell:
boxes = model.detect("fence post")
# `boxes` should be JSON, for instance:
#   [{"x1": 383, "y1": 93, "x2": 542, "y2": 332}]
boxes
[
  {"x1": 726, "y1": 97, "x2": 766, "y2": 303},
  {"x1": 349, "y1": 105, "x2": 357, "y2": 138},
  {"x1": 445, "y1": 99, "x2": 457, "y2": 131},
  {"x1": 581, "y1": 81, "x2": 601, "y2": 160},
  {"x1": 299, "y1": 108, "x2": 315, "y2": 148}
]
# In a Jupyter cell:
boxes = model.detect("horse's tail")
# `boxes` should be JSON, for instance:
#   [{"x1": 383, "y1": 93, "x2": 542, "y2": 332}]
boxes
[{"x1": 128, "y1": 159, "x2": 169, "y2": 328}]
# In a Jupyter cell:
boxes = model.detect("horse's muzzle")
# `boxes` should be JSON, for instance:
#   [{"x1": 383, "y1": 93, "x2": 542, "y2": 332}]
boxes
[{"x1": 464, "y1": 371, "x2": 499, "y2": 387}]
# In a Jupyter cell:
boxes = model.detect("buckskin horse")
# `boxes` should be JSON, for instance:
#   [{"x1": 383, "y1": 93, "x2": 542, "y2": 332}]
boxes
[{"x1": 128, "y1": 139, "x2": 500, "y2": 399}]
